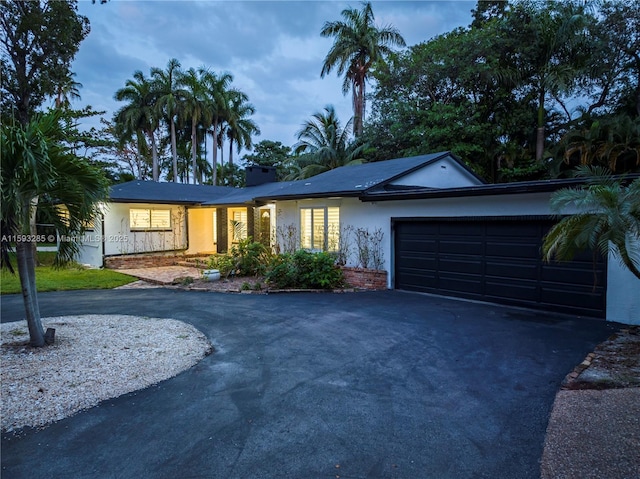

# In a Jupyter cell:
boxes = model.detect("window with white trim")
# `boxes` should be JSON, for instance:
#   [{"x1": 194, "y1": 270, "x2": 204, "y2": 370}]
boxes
[
  {"x1": 228, "y1": 208, "x2": 248, "y2": 243},
  {"x1": 300, "y1": 206, "x2": 339, "y2": 251},
  {"x1": 129, "y1": 208, "x2": 171, "y2": 230}
]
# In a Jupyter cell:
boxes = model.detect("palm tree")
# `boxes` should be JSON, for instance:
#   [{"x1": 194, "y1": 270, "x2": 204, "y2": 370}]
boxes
[
  {"x1": 543, "y1": 166, "x2": 640, "y2": 280},
  {"x1": 1, "y1": 111, "x2": 109, "y2": 347},
  {"x1": 199, "y1": 68, "x2": 233, "y2": 186},
  {"x1": 292, "y1": 105, "x2": 367, "y2": 179},
  {"x1": 320, "y1": 1, "x2": 405, "y2": 136},
  {"x1": 151, "y1": 58, "x2": 182, "y2": 182},
  {"x1": 224, "y1": 89, "x2": 260, "y2": 166},
  {"x1": 54, "y1": 71, "x2": 82, "y2": 109},
  {"x1": 114, "y1": 70, "x2": 160, "y2": 181},
  {"x1": 506, "y1": 1, "x2": 591, "y2": 162},
  {"x1": 177, "y1": 67, "x2": 207, "y2": 184}
]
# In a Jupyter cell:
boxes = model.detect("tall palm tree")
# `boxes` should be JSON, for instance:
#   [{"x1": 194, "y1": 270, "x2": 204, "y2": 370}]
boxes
[
  {"x1": 506, "y1": 1, "x2": 591, "y2": 162},
  {"x1": 1, "y1": 111, "x2": 109, "y2": 347},
  {"x1": 54, "y1": 71, "x2": 82, "y2": 109},
  {"x1": 543, "y1": 165, "x2": 640, "y2": 280},
  {"x1": 199, "y1": 68, "x2": 233, "y2": 186},
  {"x1": 177, "y1": 67, "x2": 207, "y2": 184},
  {"x1": 320, "y1": 1, "x2": 405, "y2": 136},
  {"x1": 292, "y1": 105, "x2": 367, "y2": 179},
  {"x1": 151, "y1": 58, "x2": 182, "y2": 182},
  {"x1": 224, "y1": 89, "x2": 260, "y2": 166},
  {"x1": 114, "y1": 70, "x2": 160, "y2": 181}
]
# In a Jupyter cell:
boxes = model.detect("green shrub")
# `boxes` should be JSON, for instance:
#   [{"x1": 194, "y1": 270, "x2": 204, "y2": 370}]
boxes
[
  {"x1": 207, "y1": 237, "x2": 272, "y2": 277},
  {"x1": 265, "y1": 250, "x2": 344, "y2": 289},
  {"x1": 207, "y1": 254, "x2": 236, "y2": 277}
]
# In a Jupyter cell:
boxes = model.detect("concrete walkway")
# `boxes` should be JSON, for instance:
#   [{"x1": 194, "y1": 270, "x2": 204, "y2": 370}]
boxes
[
  {"x1": 0, "y1": 290, "x2": 622, "y2": 478},
  {"x1": 117, "y1": 265, "x2": 203, "y2": 285}
]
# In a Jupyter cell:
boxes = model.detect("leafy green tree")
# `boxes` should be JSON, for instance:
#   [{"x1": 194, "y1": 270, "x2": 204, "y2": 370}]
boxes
[
  {"x1": 292, "y1": 105, "x2": 367, "y2": 179},
  {"x1": 543, "y1": 166, "x2": 640, "y2": 280},
  {"x1": 320, "y1": 1, "x2": 405, "y2": 136},
  {"x1": 114, "y1": 70, "x2": 160, "y2": 181},
  {"x1": 151, "y1": 58, "x2": 183, "y2": 182},
  {"x1": 1, "y1": 111, "x2": 109, "y2": 346},
  {"x1": 0, "y1": 0, "x2": 90, "y2": 126},
  {"x1": 503, "y1": 0, "x2": 594, "y2": 162},
  {"x1": 556, "y1": 115, "x2": 640, "y2": 174},
  {"x1": 242, "y1": 140, "x2": 294, "y2": 180}
]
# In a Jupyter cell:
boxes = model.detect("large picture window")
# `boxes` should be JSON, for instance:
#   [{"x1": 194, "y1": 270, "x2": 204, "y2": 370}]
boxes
[
  {"x1": 300, "y1": 207, "x2": 339, "y2": 251},
  {"x1": 129, "y1": 208, "x2": 171, "y2": 230}
]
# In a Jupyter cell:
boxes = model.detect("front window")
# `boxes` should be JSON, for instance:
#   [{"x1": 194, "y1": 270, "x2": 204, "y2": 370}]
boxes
[
  {"x1": 300, "y1": 206, "x2": 339, "y2": 251},
  {"x1": 228, "y1": 208, "x2": 247, "y2": 243},
  {"x1": 130, "y1": 208, "x2": 171, "y2": 230}
]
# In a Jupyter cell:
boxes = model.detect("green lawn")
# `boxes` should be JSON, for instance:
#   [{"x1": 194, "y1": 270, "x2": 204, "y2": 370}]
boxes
[{"x1": 1, "y1": 252, "x2": 137, "y2": 294}]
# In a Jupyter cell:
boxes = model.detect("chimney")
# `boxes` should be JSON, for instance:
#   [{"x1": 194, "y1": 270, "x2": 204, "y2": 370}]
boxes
[{"x1": 245, "y1": 165, "x2": 277, "y2": 186}]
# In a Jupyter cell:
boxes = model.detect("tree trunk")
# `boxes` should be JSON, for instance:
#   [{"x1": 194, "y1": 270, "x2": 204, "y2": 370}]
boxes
[
  {"x1": 536, "y1": 89, "x2": 546, "y2": 162},
  {"x1": 352, "y1": 69, "x2": 365, "y2": 137},
  {"x1": 229, "y1": 137, "x2": 234, "y2": 167},
  {"x1": 170, "y1": 118, "x2": 178, "y2": 182},
  {"x1": 150, "y1": 130, "x2": 159, "y2": 182},
  {"x1": 212, "y1": 118, "x2": 218, "y2": 186},
  {"x1": 191, "y1": 120, "x2": 198, "y2": 184},
  {"x1": 16, "y1": 240, "x2": 45, "y2": 347}
]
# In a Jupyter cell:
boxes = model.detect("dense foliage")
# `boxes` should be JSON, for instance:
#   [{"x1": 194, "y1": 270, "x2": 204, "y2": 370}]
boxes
[
  {"x1": 265, "y1": 250, "x2": 345, "y2": 289},
  {"x1": 362, "y1": 0, "x2": 640, "y2": 181}
]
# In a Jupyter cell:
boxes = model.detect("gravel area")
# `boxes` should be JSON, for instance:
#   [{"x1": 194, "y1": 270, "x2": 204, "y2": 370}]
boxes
[
  {"x1": 541, "y1": 388, "x2": 640, "y2": 479},
  {"x1": 1, "y1": 315, "x2": 212, "y2": 433}
]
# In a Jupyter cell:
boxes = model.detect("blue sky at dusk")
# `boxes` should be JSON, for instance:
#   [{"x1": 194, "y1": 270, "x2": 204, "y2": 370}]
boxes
[{"x1": 73, "y1": 1, "x2": 476, "y2": 156}]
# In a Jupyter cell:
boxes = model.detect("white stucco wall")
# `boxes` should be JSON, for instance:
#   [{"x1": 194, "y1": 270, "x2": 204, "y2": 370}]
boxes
[
  {"x1": 274, "y1": 192, "x2": 640, "y2": 325},
  {"x1": 76, "y1": 215, "x2": 104, "y2": 267},
  {"x1": 606, "y1": 256, "x2": 640, "y2": 325},
  {"x1": 99, "y1": 203, "x2": 187, "y2": 257},
  {"x1": 390, "y1": 157, "x2": 483, "y2": 188}
]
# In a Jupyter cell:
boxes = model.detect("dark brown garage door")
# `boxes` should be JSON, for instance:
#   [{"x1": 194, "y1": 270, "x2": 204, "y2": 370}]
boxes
[{"x1": 393, "y1": 218, "x2": 606, "y2": 318}]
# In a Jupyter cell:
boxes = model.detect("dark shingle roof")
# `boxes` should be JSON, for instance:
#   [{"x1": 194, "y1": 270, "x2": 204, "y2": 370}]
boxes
[
  {"x1": 251, "y1": 151, "x2": 476, "y2": 201},
  {"x1": 109, "y1": 153, "x2": 486, "y2": 206},
  {"x1": 109, "y1": 181, "x2": 234, "y2": 204}
]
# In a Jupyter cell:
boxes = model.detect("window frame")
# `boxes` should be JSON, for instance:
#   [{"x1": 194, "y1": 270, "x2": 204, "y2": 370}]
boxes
[
  {"x1": 299, "y1": 206, "x2": 339, "y2": 252},
  {"x1": 129, "y1": 208, "x2": 172, "y2": 231}
]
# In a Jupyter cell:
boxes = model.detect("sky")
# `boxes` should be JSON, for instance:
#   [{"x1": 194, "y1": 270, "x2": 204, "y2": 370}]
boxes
[{"x1": 73, "y1": 0, "x2": 477, "y2": 159}]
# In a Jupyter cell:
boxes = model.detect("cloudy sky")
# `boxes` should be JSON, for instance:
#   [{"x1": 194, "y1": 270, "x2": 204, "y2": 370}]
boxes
[{"x1": 73, "y1": 0, "x2": 477, "y2": 157}]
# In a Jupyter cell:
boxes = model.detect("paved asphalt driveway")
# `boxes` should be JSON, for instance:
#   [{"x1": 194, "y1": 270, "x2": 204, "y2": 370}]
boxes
[{"x1": 1, "y1": 289, "x2": 617, "y2": 479}]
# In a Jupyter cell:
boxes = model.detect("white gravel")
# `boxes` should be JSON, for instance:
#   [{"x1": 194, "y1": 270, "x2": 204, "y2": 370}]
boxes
[{"x1": 1, "y1": 315, "x2": 212, "y2": 433}]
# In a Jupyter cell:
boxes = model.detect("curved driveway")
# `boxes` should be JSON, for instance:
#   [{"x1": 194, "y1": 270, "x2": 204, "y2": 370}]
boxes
[{"x1": 1, "y1": 289, "x2": 616, "y2": 478}]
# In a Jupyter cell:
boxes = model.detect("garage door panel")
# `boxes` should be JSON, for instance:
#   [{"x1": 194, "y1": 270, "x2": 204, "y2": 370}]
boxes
[
  {"x1": 486, "y1": 262, "x2": 539, "y2": 280},
  {"x1": 439, "y1": 275, "x2": 483, "y2": 294},
  {"x1": 439, "y1": 257, "x2": 483, "y2": 274},
  {"x1": 394, "y1": 219, "x2": 606, "y2": 318},
  {"x1": 485, "y1": 242, "x2": 541, "y2": 258},
  {"x1": 439, "y1": 241, "x2": 484, "y2": 255}
]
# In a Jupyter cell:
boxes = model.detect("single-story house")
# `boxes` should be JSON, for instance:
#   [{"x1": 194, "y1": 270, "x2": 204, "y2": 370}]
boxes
[{"x1": 78, "y1": 152, "x2": 639, "y2": 325}]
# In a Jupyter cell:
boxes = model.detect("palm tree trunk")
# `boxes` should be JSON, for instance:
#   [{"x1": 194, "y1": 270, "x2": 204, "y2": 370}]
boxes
[
  {"x1": 353, "y1": 78, "x2": 365, "y2": 137},
  {"x1": 536, "y1": 89, "x2": 546, "y2": 162},
  {"x1": 229, "y1": 137, "x2": 234, "y2": 167},
  {"x1": 170, "y1": 119, "x2": 178, "y2": 182},
  {"x1": 212, "y1": 118, "x2": 218, "y2": 186},
  {"x1": 150, "y1": 130, "x2": 159, "y2": 182},
  {"x1": 191, "y1": 120, "x2": 198, "y2": 184},
  {"x1": 16, "y1": 237, "x2": 45, "y2": 347}
]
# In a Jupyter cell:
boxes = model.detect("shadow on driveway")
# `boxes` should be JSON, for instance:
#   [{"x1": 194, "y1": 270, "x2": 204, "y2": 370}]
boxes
[{"x1": 1, "y1": 289, "x2": 617, "y2": 479}]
